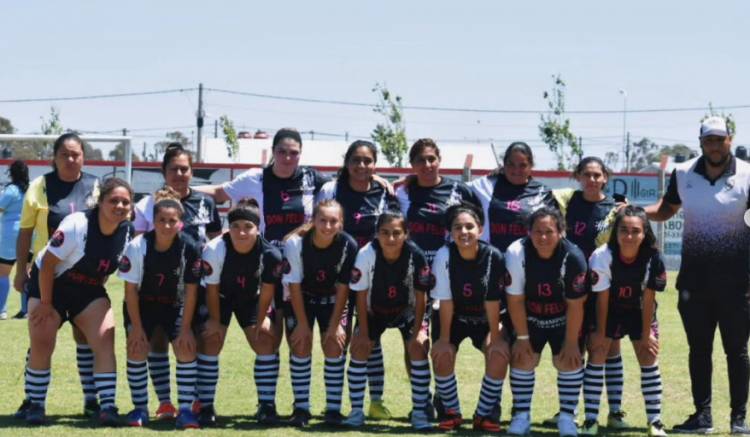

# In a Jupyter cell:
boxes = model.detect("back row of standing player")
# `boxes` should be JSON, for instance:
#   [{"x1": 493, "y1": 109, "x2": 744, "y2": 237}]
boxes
[{"x1": 19, "y1": 129, "x2": 665, "y2": 435}]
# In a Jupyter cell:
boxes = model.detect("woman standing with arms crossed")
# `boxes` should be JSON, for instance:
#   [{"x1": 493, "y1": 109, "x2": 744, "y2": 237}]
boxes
[
  {"x1": 132, "y1": 143, "x2": 222, "y2": 421},
  {"x1": 13, "y1": 133, "x2": 101, "y2": 420},
  {"x1": 24, "y1": 178, "x2": 134, "y2": 426},
  {"x1": 0, "y1": 160, "x2": 29, "y2": 319}
]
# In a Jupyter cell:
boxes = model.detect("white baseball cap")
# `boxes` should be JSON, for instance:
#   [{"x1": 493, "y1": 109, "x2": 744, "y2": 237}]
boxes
[{"x1": 700, "y1": 116, "x2": 730, "y2": 138}]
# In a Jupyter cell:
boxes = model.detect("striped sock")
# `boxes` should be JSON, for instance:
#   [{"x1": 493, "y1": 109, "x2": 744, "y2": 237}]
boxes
[
  {"x1": 176, "y1": 360, "x2": 197, "y2": 411},
  {"x1": 435, "y1": 373, "x2": 460, "y2": 413},
  {"x1": 367, "y1": 343, "x2": 385, "y2": 401},
  {"x1": 558, "y1": 368, "x2": 584, "y2": 418},
  {"x1": 197, "y1": 354, "x2": 219, "y2": 407},
  {"x1": 148, "y1": 352, "x2": 172, "y2": 404},
  {"x1": 76, "y1": 344, "x2": 96, "y2": 402},
  {"x1": 23, "y1": 348, "x2": 30, "y2": 400},
  {"x1": 641, "y1": 365, "x2": 662, "y2": 424},
  {"x1": 410, "y1": 360, "x2": 431, "y2": 411},
  {"x1": 583, "y1": 363, "x2": 604, "y2": 421},
  {"x1": 290, "y1": 355, "x2": 311, "y2": 410},
  {"x1": 127, "y1": 359, "x2": 149, "y2": 411},
  {"x1": 476, "y1": 375, "x2": 503, "y2": 417},
  {"x1": 510, "y1": 368, "x2": 535, "y2": 416},
  {"x1": 605, "y1": 355, "x2": 624, "y2": 413},
  {"x1": 94, "y1": 372, "x2": 117, "y2": 410},
  {"x1": 25, "y1": 367, "x2": 50, "y2": 407},
  {"x1": 255, "y1": 354, "x2": 279, "y2": 404},
  {"x1": 324, "y1": 355, "x2": 345, "y2": 413},
  {"x1": 347, "y1": 358, "x2": 367, "y2": 411}
]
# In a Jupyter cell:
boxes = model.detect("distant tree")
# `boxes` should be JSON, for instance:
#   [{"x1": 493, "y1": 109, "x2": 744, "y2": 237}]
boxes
[
  {"x1": 108, "y1": 142, "x2": 138, "y2": 161},
  {"x1": 627, "y1": 137, "x2": 660, "y2": 171},
  {"x1": 220, "y1": 115, "x2": 239, "y2": 161},
  {"x1": 539, "y1": 75, "x2": 582, "y2": 170},
  {"x1": 604, "y1": 151, "x2": 620, "y2": 170},
  {"x1": 659, "y1": 143, "x2": 697, "y2": 160},
  {"x1": 703, "y1": 102, "x2": 736, "y2": 136},
  {"x1": 0, "y1": 116, "x2": 14, "y2": 134},
  {"x1": 153, "y1": 131, "x2": 192, "y2": 160},
  {"x1": 371, "y1": 83, "x2": 408, "y2": 167}
]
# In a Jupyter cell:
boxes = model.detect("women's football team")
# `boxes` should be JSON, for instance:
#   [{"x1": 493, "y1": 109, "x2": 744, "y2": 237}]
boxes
[{"x1": 17, "y1": 131, "x2": 667, "y2": 436}]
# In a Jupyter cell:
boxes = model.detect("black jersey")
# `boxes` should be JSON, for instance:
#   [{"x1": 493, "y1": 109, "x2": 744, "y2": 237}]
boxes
[
  {"x1": 557, "y1": 190, "x2": 617, "y2": 259},
  {"x1": 319, "y1": 179, "x2": 400, "y2": 248},
  {"x1": 118, "y1": 231, "x2": 203, "y2": 305},
  {"x1": 134, "y1": 190, "x2": 222, "y2": 246},
  {"x1": 202, "y1": 233, "x2": 283, "y2": 299},
  {"x1": 32, "y1": 209, "x2": 132, "y2": 290},
  {"x1": 505, "y1": 238, "x2": 588, "y2": 327},
  {"x1": 396, "y1": 178, "x2": 480, "y2": 262},
  {"x1": 590, "y1": 245, "x2": 667, "y2": 311},
  {"x1": 349, "y1": 239, "x2": 431, "y2": 316},
  {"x1": 431, "y1": 241, "x2": 505, "y2": 321},
  {"x1": 470, "y1": 174, "x2": 557, "y2": 252},
  {"x1": 222, "y1": 166, "x2": 329, "y2": 246},
  {"x1": 283, "y1": 231, "x2": 358, "y2": 297},
  {"x1": 44, "y1": 171, "x2": 98, "y2": 236}
]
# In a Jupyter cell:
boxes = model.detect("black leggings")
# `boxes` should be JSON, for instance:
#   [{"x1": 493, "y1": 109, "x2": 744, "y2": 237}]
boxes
[{"x1": 678, "y1": 289, "x2": 750, "y2": 418}]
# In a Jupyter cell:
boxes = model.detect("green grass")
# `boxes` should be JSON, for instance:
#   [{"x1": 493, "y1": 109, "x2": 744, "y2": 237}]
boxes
[{"x1": 0, "y1": 272, "x2": 735, "y2": 435}]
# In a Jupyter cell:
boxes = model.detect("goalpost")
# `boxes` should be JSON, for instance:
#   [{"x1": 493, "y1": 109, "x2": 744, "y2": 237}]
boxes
[{"x1": 0, "y1": 134, "x2": 133, "y2": 184}]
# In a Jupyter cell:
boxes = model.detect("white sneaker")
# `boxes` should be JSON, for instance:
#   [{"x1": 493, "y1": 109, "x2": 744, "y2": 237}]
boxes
[
  {"x1": 508, "y1": 412, "x2": 531, "y2": 436},
  {"x1": 0, "y1": 312, "x2": 7, "y2": 320},
  {"x1": 558, "y1": 414, "x2": 578, "y2": 437}
]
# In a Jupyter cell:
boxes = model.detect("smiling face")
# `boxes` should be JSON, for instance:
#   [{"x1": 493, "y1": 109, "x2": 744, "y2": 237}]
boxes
[
  {"x1": 229, "y1": 219, "x2": 259, "y2": 252},
  {"x1": 450, "y1": 212, "x2": 482, "y2": 250},
  {"x1": 411, "y1": 146, "x2": 441, "y2": 185},
  {"x1": 504, "y1": 150, "x2": 533, "y2": 185},
  {"x1": 153, "y1": 207, "x2": 182, "y2": 242},
  {"x1": 163, "y1": 153, "x2": 192, "y2": 195},
  {"x1": 346, "y1": 146, "x2": 376, "y2": 184},
  {"x1": 616, "y1": 215, "x2": 646, "y2": 258},
  {"x1": 99, "y1": 186, "x2": 132, "y2": 226},
  {"x1": 313, "y1": 204, "x2": 343, "y2": 243},
  {"x1": 576, "y1": 161, "x2": 607, "y2": 199},
  {"x1": 529, "y1": 215, "x2": 561, "y2": 258}
]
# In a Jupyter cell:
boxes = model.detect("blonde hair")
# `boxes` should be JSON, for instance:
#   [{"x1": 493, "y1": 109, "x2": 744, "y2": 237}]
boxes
[
  {"x1": 153, "y1": 186, "x2": 184, "y2": 217},
  {"x1": 283, "y1": 199, "x2": 343, "y2": 241}
]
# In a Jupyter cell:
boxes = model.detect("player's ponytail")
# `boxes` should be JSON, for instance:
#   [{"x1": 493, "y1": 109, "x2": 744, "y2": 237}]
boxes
[{"x1": 153, "y1": 186, "x2": 184, "y2": 218}]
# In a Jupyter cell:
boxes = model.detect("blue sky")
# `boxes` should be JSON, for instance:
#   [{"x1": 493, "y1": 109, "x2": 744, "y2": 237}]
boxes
[{"x1": 1, "y1": 0, "x2": 748, "y2": 169}]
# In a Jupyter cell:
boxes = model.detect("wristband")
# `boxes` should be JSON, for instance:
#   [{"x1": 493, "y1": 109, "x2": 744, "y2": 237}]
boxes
[{"x1": 516, "y1": 335, "x2": 530, "y2": 340}]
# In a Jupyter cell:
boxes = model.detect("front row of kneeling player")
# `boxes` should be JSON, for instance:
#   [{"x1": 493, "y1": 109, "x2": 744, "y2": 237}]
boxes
[{"x1": 25, "y1": 186, "x2": 665, "y2": 435}]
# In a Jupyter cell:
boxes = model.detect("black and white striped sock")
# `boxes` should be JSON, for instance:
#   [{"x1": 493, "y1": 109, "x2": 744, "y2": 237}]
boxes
[
  {"x1": 94, "y1": 372, "x2": 117, "y2": 410},
  {"x1": 434, "y1": 373, "x2": 461, "y2": 413},
  {"x1": 558, "y1": 368, "x2": 584, "y2": 419},
  {"x1": 510, "y1": 368, "x2": 535, "y2": 416},
  {"x1": 583, "y1": 362, "x2": 604, "y2": 421},
  {"x1": 290, "y1": 355, "x2": 311, "y2": 411},
  {"x1": 196, "y1": 354, "x2": 219, "y2": 407},
  {"x1": 76, "y1": 344, "x2": 96, "y2": 402},
  {"x1": 148, "y1": 352, "x2": 172, "y2": 404},
  {"x1": 127, "y1": 359, "x2": 149, "y2": 411},
  {"x1": 25, "y1": 367, "x2": 50, "y2": 407},
  {"x1": 475, "y1": 375, "x2": 503, "y2": 417},
  {"x1": 605, "y1": 355, "x2": 624, "y2": 413},
  {"x1": 324, "y1": 355, "x2": 345, "y2": 413},
  {"x1": 176, "y1": 360, "x2": 197, "y2": 411},
  {"x1": 254, "y1": 353, "x2": 279, "y2": 405},
  {"x1": 641, "y1": 365, "x2": 662, "y2": 424},
  {"x1": 347, "y1": 358, "x2": 367, "y2": 411},
  {"x1": 367, "y1": 343, "x2": 385, "y2": 401},
  {"x1": 410, "y1": 359, "x2": 431, "y2": 412}
]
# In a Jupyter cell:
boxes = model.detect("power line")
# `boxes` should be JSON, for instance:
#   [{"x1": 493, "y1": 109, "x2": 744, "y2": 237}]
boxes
[{"x1": 0, "y1": 88, "x2": 197, "y2": 103}]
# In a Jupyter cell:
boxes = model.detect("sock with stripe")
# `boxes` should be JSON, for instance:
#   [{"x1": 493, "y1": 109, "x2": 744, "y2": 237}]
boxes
[
  {"x1": 254, "y1": 353, "x2": 280, "y2": 405},
  {"x1": 558, "y1": 367, "x2": 584, "y2": 419},
  {"x1": 127, "y1": 359, "x2": 149, "y2": 411},
  {"x1": 290, "y1": 355, "x2": 311, "y2": 411},
  {"x1": 641, "y1": 365, "x2": 663, "y2": 424},
  {"x1": 510, "y1": 368, "x2": 535, "y2": 417},
  {"x1": 475, "y1": 375, "x2": 503, "y2": 417},
  {"x1": 605, "y1": 354, "x2": 624, "y2": 413},
  {"x1": 176, "y1": 360, "x2": 198, "y2": 411},
  {"x1": 324, "y1": 355, "x2": 345, "y2": 413},
  {"x1": 76, "y1": 344, "x2": 96, "y2": 402},
  {"x1": 25, "y1": 367, "x2": 50, "y2": 407},
  {"x1": 434, "y1": 373, "x2": 461, "y2": 414},
  {"x1": 583, "y1": 362, "x2": 604, "y2": 421},
  {"x1": 196, "y1": 354, "x2": 219, "y2": 407},
  {"x1": 410, "y1": 359, "x2": 431, "y2": 412},
  {"x1": 347, "y1": 358, "x2": 368, "y2": 412},
  {"x1": 148, "y1": 352, "x2": 171, "y2": 404},
  {"x1": 367, "y1": 343, "x2": 385, "y2": 401},
  {"x1": 94, "y1": 372, "x2": 117, "y2": 410}
]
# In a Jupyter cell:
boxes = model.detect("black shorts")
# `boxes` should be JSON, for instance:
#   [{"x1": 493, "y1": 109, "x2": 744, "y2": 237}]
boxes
[
  {"x1": 606, "y1": 309, "x2": 659, "y2": 341},
  {"x1": 284, "y1": 295, "x2": 349, "y2": 334},
  {"x1": 28, "y1": 279, "x2": 108, "y2": 324},
  {"x1": 583, "y1": 293, "x2": 598, "y2": 333},
  {"x1": 523, "y1": 321, "x2": 585, "y2": 355},
  {"x1": 449, "y1": 317, "x2": 489, "y2": 351},
  {"x1": 195, "y1": 288, "x2": 266, "y2": 330},
  {"x1": 123, "y1": 301, "x2": 183, "y2": 341},
  {"x1": 0, "y1": 256, "x2": 15, "y2": 265},
  {"x1": 367, "y1": 309, "x2": 427, "y2": 342}
]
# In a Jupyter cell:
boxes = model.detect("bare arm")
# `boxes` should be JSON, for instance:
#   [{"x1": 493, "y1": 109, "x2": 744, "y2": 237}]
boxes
[
  {"x1": 507, "y1": 294, "x2": 528, "y2": 337},
  {"x1": 644, "y1": 198, "x2": 680, "y2": 222},
  {"x1": 13, "y1": 228, "x2": 34, "y2": 291},
  {"x1": 193, "y1": 184, "x2": 231, "y2": 204}
]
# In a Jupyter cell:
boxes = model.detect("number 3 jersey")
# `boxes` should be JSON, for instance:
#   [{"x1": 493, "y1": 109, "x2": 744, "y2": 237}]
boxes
[
  {"x1": 118, "y1": 231, "x2": 203, "y2": 305},
  {"x1": 349, "y1": 239, "x2": 432, "y2": 317},
  {"x1": 589, "y1": 245, "x2": 667, "y2": 311},
  {"x1": 505, "y1": 237, "x2": 588, "y2": 329},
  {"x1": 282, "y1": 231, "x2": 359, "y2": 298},
  {"x1": 430, "y1": 240, "x2": 506, "y2": 322}
]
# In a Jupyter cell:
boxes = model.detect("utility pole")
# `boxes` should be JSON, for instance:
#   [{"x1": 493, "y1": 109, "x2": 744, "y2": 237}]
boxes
[
  {"x1": 196, "y1": 83, "x2": 204, "y2": 162},
  {"x1": 625, "y1": 131, "x2": 631, "y2": 172},
  {"x1": 214, "y1": 119, "x2": 218, "y2": 138}
]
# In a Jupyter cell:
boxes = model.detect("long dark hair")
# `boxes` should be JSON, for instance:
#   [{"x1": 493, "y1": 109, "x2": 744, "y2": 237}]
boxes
[
  {"x1": 267, "y1": 127, "x2": 303, "y2": 168},
  {"x1": 337, "y1": 140, "x2": 378, "y2": 186},
  {"x1": 161, "y1": 142, "x2": 193, "y2": 174},
  {"x1": 573, "y1": 156, "x2": 610, "y2": 180},
  {"x1": 445, "y1": 201, "x2": 485, "y2": 229},
  {"x1": 527, "y1": 206, "x2": 565, "y2": 233},
  {"x1": 489, "y1": 141, "x2": 535, "y2": 177},
  {"x1": 52, "y1": 133, "x2": 85, "y2": 171},
  {"x1": 7, "y1": 160, "x2": 29, "y2": 193},
  {"x1": 607, "y1": 205, "x2": 658, "y2": 256}
]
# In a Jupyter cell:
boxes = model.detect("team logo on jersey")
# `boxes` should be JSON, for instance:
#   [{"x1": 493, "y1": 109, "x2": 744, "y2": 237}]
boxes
[
  {"x1": 590, "y1": 270, "x2": 600, "y2": 287},
  {"x1": 50, "y1": 230, "x2": 65, "y2": 248},
  {"x1": 350, "y1": 267, "x2": 362, "y2": 284},
  {"x1": 572, "y1": 272, "x2": 588, "y2": 295},
  {"x1": 201, "y1": 260, "x2": 213, "y2": 276},
  {"x1": 118, "y1": 256, "x2": 132, "y2": 273},
  {"x1": 191, "y1": 260, "x2": 203, "y2": 278}
]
